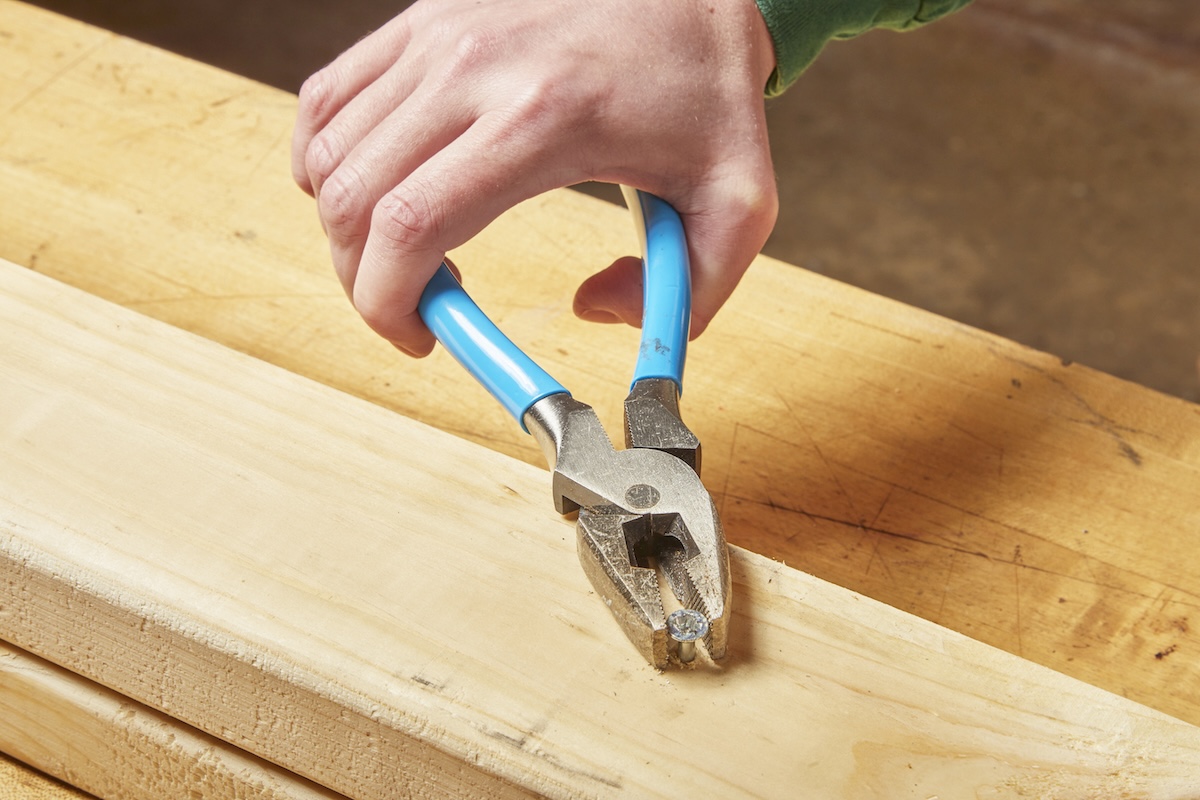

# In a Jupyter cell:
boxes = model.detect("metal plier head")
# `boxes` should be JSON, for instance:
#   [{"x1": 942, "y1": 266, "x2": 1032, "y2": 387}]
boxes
[
  {"x1": 419, "y1": 189, "x2": 731, "y2": 668},
  {"x1": 524, "y1": 380, "x2": 730, "y2": 668}
]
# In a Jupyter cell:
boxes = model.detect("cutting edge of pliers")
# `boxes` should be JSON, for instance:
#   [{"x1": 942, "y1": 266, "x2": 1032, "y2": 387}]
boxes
[{"x1": 417, "y1": 188, "x2": 731, "y2": 669}]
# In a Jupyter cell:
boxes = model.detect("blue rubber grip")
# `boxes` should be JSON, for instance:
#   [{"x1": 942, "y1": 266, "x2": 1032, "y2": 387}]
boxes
[
  {"x1": 624, "y1": 189, "x2": 691, "y2": 391},
  {"x1": 418, "y1": 264, "x2": 568, "y2": 427}
]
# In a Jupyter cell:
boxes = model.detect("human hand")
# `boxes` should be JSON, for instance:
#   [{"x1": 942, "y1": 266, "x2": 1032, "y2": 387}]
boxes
[{"x1": 292, "y1": 0, "x2": 779, "y2": 356}]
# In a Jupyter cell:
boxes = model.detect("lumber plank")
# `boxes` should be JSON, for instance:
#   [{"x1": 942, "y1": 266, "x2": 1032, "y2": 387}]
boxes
[
  {"x1": 0, "y1": 642, "x2": 342, "y2": 800},
  {"x1": 2, "y1": 0, "x2": 1200, "y2": 732},
  {"x1": 0, "y1": 755, "x2": 88, "y2": 800},
  {"x1": 4, "y1": 261, "x2": 1200, "y2": 798}
]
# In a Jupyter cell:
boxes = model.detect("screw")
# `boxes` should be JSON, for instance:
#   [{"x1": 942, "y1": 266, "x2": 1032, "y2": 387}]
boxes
[{"x1": 666, "y1": 609, "x2": 710, "y2": 663}]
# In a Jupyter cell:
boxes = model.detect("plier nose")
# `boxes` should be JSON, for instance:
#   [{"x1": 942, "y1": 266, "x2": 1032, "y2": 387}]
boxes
[
  {"x1": 525, "y1": 390, "x2": 729, "y2": 668},
  {"x1": 418, "y1": 189, "x2": 730, "y2": 668}
]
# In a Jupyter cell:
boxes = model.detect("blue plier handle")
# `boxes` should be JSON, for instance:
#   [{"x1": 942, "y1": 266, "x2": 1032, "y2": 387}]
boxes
[
  {"x1": 418, "y1": 189, "x2": 690, "y2": 423},
  {"x1": 418, "y1": 188, "x2": 730, "y2": 668}
]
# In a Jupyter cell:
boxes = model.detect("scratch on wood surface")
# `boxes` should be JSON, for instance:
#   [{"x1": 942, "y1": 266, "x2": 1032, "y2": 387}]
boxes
[
  {"x1": 867, "y1": 485, "x2": 895, "y2": 530},
  {"x1": 740, "y1": 492, "x2": 1200, "y2": 609},
  {"x1": 1013, "y1": 558, "x2": 1025, "y2": 658},
  {"x1": 7, "y1": 34, "x2": 112, "y2": 116},
  {"x1": 718, "y1": 421, "x2": 740, "y2": 519},
  {"x1": 772, "y1": 390, "x2": 865, "y2": 527},
  {"x1": 864, "y1": 533, "x2": 897, "y2": 585},
  {"x1": 863, "y1": 487, "x2": 898, "y2": 583},
  {"x1": 516, "y1": 212, "x2": 573, "y2": 260},
  {"x1": 829, "y1": 310, "x2": 924, "y2": 345},
  {"x1": 242, "y1": 126, "x2": 289, "y2": 186},
  {"x1": 990, "y1": 345, "x2": 1154, "y2": 467},
  {"x1": 123, "y1": 292, "x2": 334, "y2": 308},
  {"x1": 207, "y1": 90, "x2": 250, "y2": 109},
  {"x1": 936, "y1": 549, "x2": 956, "y2": 619},
  {"x1": 945, "y1": 419, "x2": 1007, "y2": 480}
]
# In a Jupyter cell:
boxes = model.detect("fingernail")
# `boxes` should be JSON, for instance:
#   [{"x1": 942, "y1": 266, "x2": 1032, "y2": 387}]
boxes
[
  {"x1": 393, "y1": 341, "x2": 433, "y2": 358},
  {"x1": 576, "y1": 308, "x2": 622, "y2": 324}
]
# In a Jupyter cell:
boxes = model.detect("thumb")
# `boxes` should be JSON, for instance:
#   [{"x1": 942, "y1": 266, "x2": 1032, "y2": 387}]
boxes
[
  {"x1": 573, "y1": 255, "x2": 644, "y2": 326},
  {"x1": 572, "y1": 179, "x2": 779, "y2": 336},
  {"x1": 678, "y1": 175, "x2": 778, "y2": 338}
]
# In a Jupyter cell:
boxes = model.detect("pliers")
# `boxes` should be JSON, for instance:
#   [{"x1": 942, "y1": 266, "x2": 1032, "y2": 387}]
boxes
[{"x1": 418, "y1": 188, "x2": 730, "y2": 669}]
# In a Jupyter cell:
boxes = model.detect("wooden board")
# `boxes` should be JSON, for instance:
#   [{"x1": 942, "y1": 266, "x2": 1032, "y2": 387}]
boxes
[
  {"x1": 4, "y1": 261, "x2": 1200, "y2": 798},
  {"x1": 0, "y1": 755, "x2": 88, "y2": 800},
  {"x1": 0, "y1": 642, "x2": 341, "y2": 800},
  {"x1": 3, "y1": 0, "x2": 1199, "y2": 734}
]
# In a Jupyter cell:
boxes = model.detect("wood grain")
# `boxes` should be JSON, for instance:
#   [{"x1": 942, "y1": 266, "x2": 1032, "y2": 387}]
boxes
[
  {"x1": 4, "y1": 0, "x2": 1198, "y2": 729},
  {"x1": 0, "y1": 642, "x2": 341, "y2": 800},
  {"x1": 3, "y1": 0, "x2": 1200, "y2": 784},
  {"x1": 0, "y1": 755, "x2": 88, "y2": 800},
  {"x1": 3, "y1": 259, "x2": 1200, "y2": 797}
]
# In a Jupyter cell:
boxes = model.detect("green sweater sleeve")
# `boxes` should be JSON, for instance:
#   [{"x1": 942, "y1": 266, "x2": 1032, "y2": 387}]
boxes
[{"x1": 756, "y1": 0, "x2": 974, "y2": 95}]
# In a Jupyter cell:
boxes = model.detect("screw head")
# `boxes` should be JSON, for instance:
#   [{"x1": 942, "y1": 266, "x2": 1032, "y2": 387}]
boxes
[
  {"x1": 667, "y1": 609, "x2": 710, "y2": 642},
  {"x1": 667, "y1": 609, "x2": 710, "y2": 663}
]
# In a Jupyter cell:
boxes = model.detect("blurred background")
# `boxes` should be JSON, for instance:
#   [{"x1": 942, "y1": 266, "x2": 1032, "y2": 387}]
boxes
[{"x1": 27, "y1": 0, "x2": 1200, "y2": 401}]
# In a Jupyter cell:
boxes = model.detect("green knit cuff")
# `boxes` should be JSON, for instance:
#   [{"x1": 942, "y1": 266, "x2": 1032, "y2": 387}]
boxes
[{"x1": 755, "y1": 0, "x2": 973, "y2": 96}]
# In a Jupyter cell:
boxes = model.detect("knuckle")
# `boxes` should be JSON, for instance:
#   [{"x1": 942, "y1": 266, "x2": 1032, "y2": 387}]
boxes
[
  {"x1": 373, "y1": 187, "x2": 440, "y2": 252},
  {"x1": 304, "y1": 132, "x2": 341, "y2": 189},
  {"x1": 480, "y1": 76, "x2": 586, "y2": 157},
  {"x1": 509, "y1": 80, "x2": 565, "y2": 128},
  {"x1": 316, "y1": 165, "x2": 366, "y2": 232},
  {"x1": 450, "y1": 26, "x2": 504, "y2": 68},
  {"x1": 724, "y1": 170, "x2": 780, "y2": 234},
  {"x1": 297, "y1": 69, "x2": 338, "y2": 124},
  {"x1": 432, "y1": 25, "x2": 510, "y2": 89},
  {"x1": 754, "y1": 183, "x2": 780, "y2": 231}
]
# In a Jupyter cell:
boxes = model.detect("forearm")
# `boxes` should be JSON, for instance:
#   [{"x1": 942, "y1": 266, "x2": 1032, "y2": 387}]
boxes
[{"x1": 756, "y1": 0, "x2": 974, "y2": 95}]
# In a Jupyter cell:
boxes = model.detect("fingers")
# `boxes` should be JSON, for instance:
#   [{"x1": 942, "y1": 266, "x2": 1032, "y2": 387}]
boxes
[
  {"x1": 291, "y1": 14, "x2": 416, "y2": 195},
  {"x1": 291, "y1": 0, "x2": 781, "y2": 359},
  {"x1": 349, "y1": 112, "x2": 566, "y2": 356},
  {"x1": 316, "y1": 81, "x2": 475, "y2": 300}
]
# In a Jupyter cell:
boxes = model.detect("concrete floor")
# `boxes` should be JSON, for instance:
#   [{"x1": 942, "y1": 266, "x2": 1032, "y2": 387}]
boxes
[{"x1": 29, "y1": 0, "x2": 1200, "y2": 402}]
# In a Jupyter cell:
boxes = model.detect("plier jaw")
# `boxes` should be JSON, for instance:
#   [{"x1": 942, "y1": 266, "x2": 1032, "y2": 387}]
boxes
[
  {"x1": 576, "y1": 506, "x2": 730, "y2": 668},
  {"x1": 624, "y1": 377, "x2": 701, "y2": 474},
  {"x1": 576, "y1": 508, "x2": 729, "y2": 668},
  {"x1": 525, "y1": 391, "x2": 730, "y2": 668}
]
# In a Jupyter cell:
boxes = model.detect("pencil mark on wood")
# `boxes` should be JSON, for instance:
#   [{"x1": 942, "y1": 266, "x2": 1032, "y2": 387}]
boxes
[
  {"x1": 411, "y1": 674, "x2": 445, "y2": 692},
  {"x1": 478, "y1": 724, "x2": 623, "y2": 789}
]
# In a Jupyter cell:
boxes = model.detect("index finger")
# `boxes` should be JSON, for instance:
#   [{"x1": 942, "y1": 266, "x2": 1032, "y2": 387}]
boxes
[{"x1": 349, "y1": 113, "x2": 570, "y2": 356}]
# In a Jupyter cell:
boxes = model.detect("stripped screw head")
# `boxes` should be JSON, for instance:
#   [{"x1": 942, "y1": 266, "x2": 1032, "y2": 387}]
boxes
[{"x1": 666, "y1": 609, "x2": 710, "y2": 663}]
